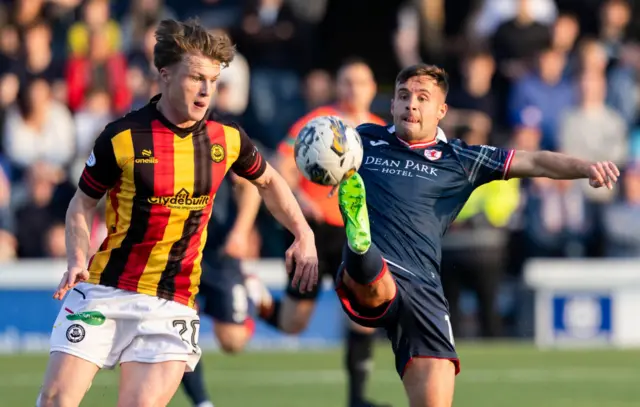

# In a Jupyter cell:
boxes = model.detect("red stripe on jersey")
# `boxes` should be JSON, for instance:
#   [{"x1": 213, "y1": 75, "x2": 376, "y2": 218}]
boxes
[
  {"x1": 119, "y1": 120, "x2": 174, "y2": 292},
  {"x1": 245, "y1": 153, "x2": 262, "y2": 175},
  {"x1": 503, "y1": 150, "x2": 515, "y2": 180}
]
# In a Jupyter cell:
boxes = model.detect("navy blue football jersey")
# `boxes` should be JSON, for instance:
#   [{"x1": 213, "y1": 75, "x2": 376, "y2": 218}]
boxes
[{"x1": 356, "y1": 123, "x2": 515, "y2": 283}]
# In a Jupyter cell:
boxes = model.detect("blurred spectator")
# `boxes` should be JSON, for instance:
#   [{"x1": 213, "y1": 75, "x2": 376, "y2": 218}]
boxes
[
  {"x1": 127, "y1": 23, "x2": 158, "y2": 109},
  {"x1": 235, "y1": 0, "x2": 307, "y2": 147},
  {"x1": 578, "y1": 39, "x2": 639, "y2": 128},
  {"x1": 444, "y1": 49, "x2": 497, "y2": 144},
  {"x1": 521, "y1": 178, "x2": 599, "y2": 258},
  {"x1": 558, "y1": 72, "x2": 628, "y2": 203},
  {"x1": 45, "y1": 223, "x2": 66, "y2": 258},
  {"x1": 508, "y1": 47, "x2": 576, "y2": 151},
  {"x1": 0, "y1": 25, "x2": 21, "y2": 110},
  {"x1": 14, "y1": 162, "x2": 66, "y2": 258},
  {"x1": 603, "y1": 162, "x2": 640, "y2": 256},
  {"x1": 599, "y1": 0, "x2": 631, "y2": 64},
  {"x1": 120, "y1": 0, "x2": 176, "y2": 53},
  {"x1": 10, "y1": 0, "x2": 46, "y2": 29},
  {"x1": 66, "y1": 0, "x2": 121, "y2": 57},
  {"x1": 492, "y1": 0, "x2": 552, "y2": 80},
  {"x1": 302, "y1": 69, "x2": 334, "y2": 110},
  {"x1": 214, "y1": 29, "x2": 250, "y2": 116},
  {"x1": 70, "y1": 87, "x2": 113, "y2": 182},
  {"x1": 472, "y1": 0, "x2": 557, "y2": 39},
  {"x1": 3, "y1": 78, "x2": 75, "y2": 170},
  {"x1": 552, "y1": 13, "x2": 580, "y2": 55},
  {"x1": 14, "y1": 20, "x2": 66, "y2": 103},
  {"x1": 66, "y1": 27, "x2": 131, "y2": 114}
]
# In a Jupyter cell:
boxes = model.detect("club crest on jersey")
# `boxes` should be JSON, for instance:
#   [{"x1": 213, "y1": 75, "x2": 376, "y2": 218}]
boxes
[
  {"x1": 425, "y1": 149, "x2": 442, "y2": 161},
  {"x1": 210, "y1": 144, "x2": 225, "y2": 163}
]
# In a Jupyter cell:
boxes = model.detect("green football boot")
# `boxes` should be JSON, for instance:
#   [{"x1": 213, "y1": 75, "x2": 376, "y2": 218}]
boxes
[{"x1": 338, "y1": 173, "x2": 371, "y2": 254}]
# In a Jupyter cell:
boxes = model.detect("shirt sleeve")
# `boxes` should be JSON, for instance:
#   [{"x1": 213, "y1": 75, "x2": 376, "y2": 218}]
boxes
[
  {"x1": 230, "y1": 124, "x2": 267, "y2": 180},
  {"x1": 78, "y1": 126, "x2": 122, "y2": 199},
  {"x1": 450, "y1": 139, "x2": 515, "y2": 188}
]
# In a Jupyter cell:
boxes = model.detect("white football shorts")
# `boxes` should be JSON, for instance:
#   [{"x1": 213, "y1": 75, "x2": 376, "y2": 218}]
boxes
[{"x1": 49, "y1": 283, "x2": 201, "y2": 371}]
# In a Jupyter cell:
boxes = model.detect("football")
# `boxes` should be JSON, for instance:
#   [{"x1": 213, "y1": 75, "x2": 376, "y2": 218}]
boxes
[{"x1": 293, "y1": 116, "x2": 364, "y2": 186}]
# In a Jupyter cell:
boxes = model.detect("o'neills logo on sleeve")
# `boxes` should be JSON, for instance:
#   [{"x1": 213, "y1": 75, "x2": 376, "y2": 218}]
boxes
[{"x1": 148, "y1": 188, "x2": 209, "y2": 210}]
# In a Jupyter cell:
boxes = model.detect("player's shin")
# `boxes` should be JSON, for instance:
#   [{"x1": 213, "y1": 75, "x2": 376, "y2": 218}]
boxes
[
  {"x1": 181, "y1": 361, "x2": 212, "y2": 407},
  {"x1": 346, "y1": 327, "x2": 374, "y2": 406},
  {"x1": 344, "y1": 243, "x2": 387, "y2": 286}
]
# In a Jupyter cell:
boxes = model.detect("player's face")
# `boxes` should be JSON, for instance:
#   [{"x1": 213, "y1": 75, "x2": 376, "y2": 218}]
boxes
[
  {"x1": 336, "y1": 63, "x2": 376, "y2": 112},
  {"x1": 391, "y1": 75, "x2": 448, "y2": 141},
  {"x1": 161, "y1": 53, "x2": 221, "y2": 125}
]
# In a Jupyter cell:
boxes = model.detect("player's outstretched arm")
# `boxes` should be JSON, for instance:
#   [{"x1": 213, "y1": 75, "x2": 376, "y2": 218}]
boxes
[
  {"x1": 508, "y1": 150, "x2": 620, "y2": 189},
  {"x1": 54, "y1": 190, "x2": 99, "y2": 300},
  {"x1": 250, "y1": 163, "x2": 319, "y2": 292}
]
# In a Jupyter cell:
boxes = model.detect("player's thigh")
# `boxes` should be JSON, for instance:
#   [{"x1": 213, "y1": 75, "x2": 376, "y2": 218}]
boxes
[
  {"x1": 38, "y1": 352, "x2": 99, "y2": 407},
  {"x1": 119, "y1": 295, "x2": 201, "y2": 373},
  {"x1": 402, "y1": 357, "x2": 455, "y2": 407},
  {"x1": 118, "y1": 360, "x2": 187, "y2": 407},
  {"x1": 389, "y1": 280, "x2": 460, "y2": 380}
]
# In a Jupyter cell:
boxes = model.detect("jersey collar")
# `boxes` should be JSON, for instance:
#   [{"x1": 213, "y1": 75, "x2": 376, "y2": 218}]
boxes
[{"x1": 387, "y1": 125, "x2": 448, "y2": 149}]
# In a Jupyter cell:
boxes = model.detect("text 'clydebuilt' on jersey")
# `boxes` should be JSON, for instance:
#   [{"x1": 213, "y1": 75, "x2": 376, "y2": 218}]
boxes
[
  {"x1": 78, "y1": 95, "x2": 266, "y2": 308},
  {"x1": 356, "y1": 123, "x2": 514, "y2": 284}
]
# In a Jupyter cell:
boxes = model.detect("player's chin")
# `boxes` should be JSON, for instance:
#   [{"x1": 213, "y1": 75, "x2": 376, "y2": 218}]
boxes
[{"x1": 189, "y1": 103, "x2": 208, "y2": 121}]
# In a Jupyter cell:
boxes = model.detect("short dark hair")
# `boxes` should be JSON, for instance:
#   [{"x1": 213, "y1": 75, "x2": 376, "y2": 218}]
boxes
[
  {"x1": 395, "y1": 63, "x2": 449, "y2": 95},
  {"x1": 153, "y1": 18, "x2": 235, "y2": 71}
]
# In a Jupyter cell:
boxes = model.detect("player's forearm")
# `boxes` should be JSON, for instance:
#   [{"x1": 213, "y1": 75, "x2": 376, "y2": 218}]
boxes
[
  {"x1": 533, "y1": 151, "x2": 591, "y2": 179},
  {"x1": 510, "y1": 150, "x2": 591, "y2": 180},
  {"x1": 232, "y1": 178, "x2": 262, "y2": 234},
  {"x1": 65, "y1": 194, "x2": 95, "y2": 269},
  {"x1": 256, "y1": 170, "x2": 313, "y2": 240}
]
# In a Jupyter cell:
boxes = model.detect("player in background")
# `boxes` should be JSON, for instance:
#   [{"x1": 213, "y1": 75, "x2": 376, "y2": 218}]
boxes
[
  {"x1": 262, "y1": 58, "x2": 389, "y2": 407},
  {"x1": 180, "y1": 174, "x2": 271, "y2": 407},
  {"x1": 334, "y1": 63, "x2": 619, "y2": 407},
  {"x1": 37, "y1": 19, "x2": 318, "y2": 407}
]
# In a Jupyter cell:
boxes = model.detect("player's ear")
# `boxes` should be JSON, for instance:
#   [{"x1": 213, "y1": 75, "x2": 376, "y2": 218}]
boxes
[
  {"x1": 437, "y1": 103, "x2": 448, "y2": 120},
  {"x1": 390, "y1": 98, "x2": 395, "y2": 115},
  {"x1": 159, "y1": 67, "x2": 171, "y2": 84}
]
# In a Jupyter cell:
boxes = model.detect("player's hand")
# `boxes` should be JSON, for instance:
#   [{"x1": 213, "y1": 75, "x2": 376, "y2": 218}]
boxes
[
  {"x1": 285, "y1": 232, "x2": 318, "y2": 293},
  {"x1": 588, "y1": 161, "x2": 620, "y2": 190},
  {"x1": 53, "y1": 266, "x2": 89, "y2": 300},
  {"x1": 223, "y1": 228, "x2": 250, "y2": 259}
]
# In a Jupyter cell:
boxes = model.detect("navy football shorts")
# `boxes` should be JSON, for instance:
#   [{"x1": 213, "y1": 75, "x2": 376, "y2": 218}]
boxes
[
  {"x1": 198, "y1": 254, "x2": 254, "y2": 325},
  {"x1": 335, "y1": 259, "x2": 460, "y2": 378}
]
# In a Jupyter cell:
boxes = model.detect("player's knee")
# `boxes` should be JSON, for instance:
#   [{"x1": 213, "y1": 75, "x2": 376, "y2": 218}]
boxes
[
  {"x1": 343, "y1": 269, "x2": 396, "y2": 308},
  {"x1": 215, "y1": 324, "x2": 250, "y2": 354},
  {"x1": 279, "y1": 317, "x2": 309, "y2": 334},
  {"x1": 37, "y1": 387, "x2": 76, "y2": 407}
]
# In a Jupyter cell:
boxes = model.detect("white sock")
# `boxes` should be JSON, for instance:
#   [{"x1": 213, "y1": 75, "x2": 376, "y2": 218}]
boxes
[{"x1": 197, "y1": 402, "x2": 214, "y2": 407}]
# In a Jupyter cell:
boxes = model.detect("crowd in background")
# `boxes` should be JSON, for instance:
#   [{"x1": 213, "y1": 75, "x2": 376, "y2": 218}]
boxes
[{"x1": 2, "y1": 0, "x2": 640, "y2": 338}]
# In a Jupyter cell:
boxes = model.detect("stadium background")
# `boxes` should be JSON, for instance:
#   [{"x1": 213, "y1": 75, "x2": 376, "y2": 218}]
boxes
[{"x1": 1, "y1": 0, "x2": 640, "y2": 405}]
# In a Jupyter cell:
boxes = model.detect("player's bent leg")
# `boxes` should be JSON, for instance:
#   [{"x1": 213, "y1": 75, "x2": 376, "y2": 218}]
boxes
[
  {"x1": 37, "y1": 352, "x2": 99, "y2": 407},
  {"x1": 214, "y1": 320, "x2": 255, "y2": 353},
  {"x1": 118, "y1": 361, "x2": 187, "y2": 407},
  {"x1": 338, "y1": 173, "x2": 397, "y2": 309},
  {"x1": 261, "y1": 274, "x2": 320, "y2": 334},
  {"x1": 402, "y1": 358, "x2": 455, "y2": 407}
]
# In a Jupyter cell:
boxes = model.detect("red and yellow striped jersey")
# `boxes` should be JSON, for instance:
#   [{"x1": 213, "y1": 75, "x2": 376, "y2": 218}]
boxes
[{"x1": 78, "y1": 95, "x2": 266, "y2": 308}]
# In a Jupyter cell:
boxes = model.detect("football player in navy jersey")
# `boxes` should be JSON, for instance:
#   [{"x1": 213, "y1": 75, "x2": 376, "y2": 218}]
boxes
[{"x1": 334, "y1": 63, "x2": 619, "y2": 407}]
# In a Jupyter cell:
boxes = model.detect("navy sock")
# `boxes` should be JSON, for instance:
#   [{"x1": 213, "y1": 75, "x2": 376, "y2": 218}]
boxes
[
  {"x1": 181, "y1": 360, "x2": 210, "y2": 405},
  {"x1": 345, "y1": 243, "x2": 386, "y2": 285},
  {"x1": 346, "y1": 328, "x2": 374, "y2": 406}
]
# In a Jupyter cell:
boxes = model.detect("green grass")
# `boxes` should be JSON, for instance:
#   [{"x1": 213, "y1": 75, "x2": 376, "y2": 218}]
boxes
[{"x1": 8, "y1": 341, "x2": 640, "y2": 406}]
